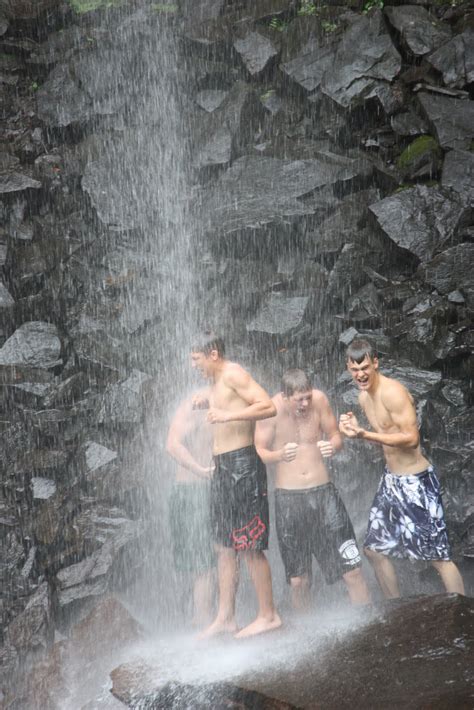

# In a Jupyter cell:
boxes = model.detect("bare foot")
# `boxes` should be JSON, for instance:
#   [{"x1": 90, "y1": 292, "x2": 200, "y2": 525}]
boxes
[
  {"x1": 234, "y1": 613, "x2": 282, "y2": 639},
  {"x1": 197, "y1": 617, "x2": 238, "y2": 640}
]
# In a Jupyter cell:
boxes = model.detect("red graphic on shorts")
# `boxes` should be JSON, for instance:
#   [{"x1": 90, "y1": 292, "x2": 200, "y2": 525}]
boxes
[{"x1": 232, "y1": 516, "x2": 266, "y2": 550}]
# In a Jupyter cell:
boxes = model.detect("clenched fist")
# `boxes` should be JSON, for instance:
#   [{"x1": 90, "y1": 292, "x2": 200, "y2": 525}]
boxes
[{"x1": 282, "y1": 442, "x2": 298, "y2": 462}]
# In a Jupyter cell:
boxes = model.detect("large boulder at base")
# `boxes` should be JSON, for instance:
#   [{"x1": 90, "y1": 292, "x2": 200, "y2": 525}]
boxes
[
  {"x1": 109, "y1": 595, "x2": 473, "y2": 710},
  {"x1": 418, "y1": 93, "x2": 474, "y2": 150},
  {"x1": 441, "y1": 149, "x2": 474, "y2": 204},
  {"x1": 320, "y1": 10, "x2": 401, "y2": 108},
  {"x1": 385, "y1": 5, "x2": 451, "y2": 56},
  {"x1": 369, "y1": 185, "x2": 467, "y2": 263},
  {"x1": 427, "y1": 29, "x2": 474, "y2": 88}
]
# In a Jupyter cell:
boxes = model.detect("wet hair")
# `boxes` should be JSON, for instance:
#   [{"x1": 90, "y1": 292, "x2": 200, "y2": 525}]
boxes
[
  {"x1": 346, "y1": 338, "x2": 377, "y2": 364},
  {"x1": 281, "y1": 369, "x2": 312, "y2": 397},
  {"x1": 191, "y1": 331, "x2": 225, "y2": 357}
]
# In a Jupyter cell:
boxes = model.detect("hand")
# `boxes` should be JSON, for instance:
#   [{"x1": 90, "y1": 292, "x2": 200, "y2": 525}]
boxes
[
  {"x1": 282, "y1": 442, "x2": 298, "y2": 462},
  {"x1": 198, "y1": 464, "x2": 215, "y2": 479},
  {"x1": 206, "y1": 407, "x2": 229, "y2": 424},
  {"x1": 317, "y1": 440, "x2": 334, "y2": 458},
  {"x1": 192, "y1": 393, "x2": 209, "y2": 410},
  {"x1": 339, "y1": 412, "x2": 363, "y2": 439}
]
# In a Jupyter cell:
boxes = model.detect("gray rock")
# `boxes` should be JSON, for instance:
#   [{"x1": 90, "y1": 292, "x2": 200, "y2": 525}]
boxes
[
  {"x1": 418, "y1": 92, "x2": 474, "y2": 150},
  {"x1": 0, "y1": 0, "x2": 61, "y2": 19},
  {"x1": 418, "y1": 243, "x2": 474, "y2": 298},
  {"x1": 194, "y1": 126, "x2": 232, "y2": 167},
  {"x1": 56, "y1": 516, "x2": 137, "y2": 607},
  {"x1": 0, "y1": 280, "x2": 14, "y2": 309},
  {"x1": 0, "y1": 322, "x2": 62, "y2": 369},
  {"x1": 428, "y1": 29, "x2": 474, "y2": 88},
  {"x1": 95, "y1": 370, "x2": 153, "y2": 425},
  {"x1": 347, "y1": 282, "x2": 382, "y2": 323},
  {"x1": 0, "y1": 168, "x2": 41, "y2": 194},
  {"x1": 447, "y1": 290, "x2": 465, "y2": 305},
  {"x1": 27, "y1": 26, "x2": 86, "y2": 65},
  {"x1": 71, "y1": 49, "x2": 132, "y2": 117},
  {"x1": 391, "y1": 110, "x2": 429, "y2": 137},
  {"x1": 339, "y1": 327, "x2": 359, "y2": 346},
  {"x1": 247, "y1": 294, "x2": 309, "y2": 336},
  {"x1": 5, "y1": 582, "x2": 51, "y2": 653},
  {"x1": 321, "y1": 11, "x2": 401, "y2": 108},
  {"x1": 31, "y1": 477, "x2": 56, "y2": 500},
  {"x1": 199, "y1": 153, "x2": 373, "y2": 236},
  {"x1": 234, "y1": 32, "x2": 279, "y2": 76},
  {"x1": 369, "y1": 185, "x2": 466, "y2": 263},
  {"x1": 85, "y1": 441, "x2": 118, "y2": 472},
  {"x1": 441, "y1": 149, "x2": 474, "y2": 205},
  {"x1": 281, "y1": 35, "x2": 336, "y2": 93},
  {"x1": 195, "y1": 89, "x2": 228, "y2": 112},
  {"x1": 385, "y1": 6, "x2": 451, "y2": 56},
  {"x1": 36, "y1": 64, "x2": 92, "y2": 128}
]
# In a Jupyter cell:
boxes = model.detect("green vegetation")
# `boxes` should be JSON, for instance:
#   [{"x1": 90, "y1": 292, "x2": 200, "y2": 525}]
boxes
[
  {"x1": 151, "y1": 3, "x2": 178, "y2": 12},
  {"x1": 260, "y1": 89, "x2": 276, "y2": 102},
  {"x1": 67, "y1": 0, "x2": 124, "y2": 14},
  {"x1": 362, "y1": 0, "x2": 384, "y2": 13},
  {"x1": 269, "y1": 16, "x2": 288, "y2": 32},
  {"x1": 30, "y1": 81, "x2": 39, "y2": 91},
  {"x1": 396, "y1": 135, "x2": 439, "y2": 170},
  {"x1": 321, "y1": 19, "x2": 338, "y2": 32},
  {"x1": 298, "y1": 1, "x2": 317, "y2": 16}
]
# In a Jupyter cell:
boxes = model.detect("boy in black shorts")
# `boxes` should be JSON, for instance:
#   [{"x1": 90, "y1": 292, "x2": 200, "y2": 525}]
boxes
[{"x1": 256, "y1": 369, "x2": 371, "y2": 610}]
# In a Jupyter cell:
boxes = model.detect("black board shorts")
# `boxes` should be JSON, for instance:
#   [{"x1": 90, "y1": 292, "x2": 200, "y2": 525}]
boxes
[
  {"x1": 211, "y1": 445, "x2": 269, "y2": 551},
  {"x1": 275, "y1": 482, "x2": 362, "y2": 585}
]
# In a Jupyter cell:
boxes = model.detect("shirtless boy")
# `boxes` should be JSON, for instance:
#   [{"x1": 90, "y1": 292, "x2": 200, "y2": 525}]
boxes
[
  {"x1": 166, "y1": 391, "x2": 215, "y2": 627},
  {"x1": 256, "y1": 369, "x2": 371, "y2": 610},
  {"x1": 339, "y1": 339, "x2": 464, "y2": 598},
  {"x1": 191, "y1": 333, "x2": 281, "y2": 638}
]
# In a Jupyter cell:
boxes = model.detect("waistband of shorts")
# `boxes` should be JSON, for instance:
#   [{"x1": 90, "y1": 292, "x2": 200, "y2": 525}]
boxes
[
  {"x1": 275, "y1": 482, "x2": 334, "y2": 496},
  {"x1": 383, "y1": 464, "x2": 434, "y2": 481},
  {"x1": 213, "y1": 444, "x2": 256, "y2": 463}
]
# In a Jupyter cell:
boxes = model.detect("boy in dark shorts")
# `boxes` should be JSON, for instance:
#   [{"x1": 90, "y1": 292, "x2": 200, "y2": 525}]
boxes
[
  {"x1": 256, "y1": 369, "x2": 370, "y2": 610},
  {"x1": 340, "y1": 339, "x2": 464, "y2": 598},
  {"x1": 166, "y1": 391, "x2": 215, "y2": 627},
  {"x1": 191, "y1": 333, "x2": 281, "y2": 638}
]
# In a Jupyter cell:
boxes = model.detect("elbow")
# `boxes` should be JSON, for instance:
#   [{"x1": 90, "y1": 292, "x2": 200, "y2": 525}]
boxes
[
  {"x1": 267, "y1": 402, "x2": 277, "y2": 419},
  {"x1": 166, "y1": 438, "x2": 177, "y2": 457}
]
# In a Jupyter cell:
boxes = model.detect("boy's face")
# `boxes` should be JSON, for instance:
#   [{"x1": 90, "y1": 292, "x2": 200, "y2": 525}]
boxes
[
  {"x1": 191, "y1": 349, "x2": 217, "y2": 379},
  {"x1": 285, "y1": 389, "x2": 312, "y2": 417},
  {"x1": 347, "y1": 355, "x2": 378, "y2": 391}
]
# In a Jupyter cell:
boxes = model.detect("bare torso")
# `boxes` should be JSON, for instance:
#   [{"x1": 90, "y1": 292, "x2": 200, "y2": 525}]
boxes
[
  {"x1": 273, "y1": 392, "x2": 330, "y2": 489},
  {"x1": 361, "y1": 375, "x2": 430, "y2": 475},
  {"x1": 211, "y1": 362, "x2": 255, "y2": 455},
  {"x1": 176, "y1": 409, "x2": 213, "y2": 483}
]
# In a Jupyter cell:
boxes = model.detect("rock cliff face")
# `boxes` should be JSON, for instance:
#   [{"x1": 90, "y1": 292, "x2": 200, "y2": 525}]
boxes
[{"x1": 0, "y1": 0, "x2": 472, "y2": 701}]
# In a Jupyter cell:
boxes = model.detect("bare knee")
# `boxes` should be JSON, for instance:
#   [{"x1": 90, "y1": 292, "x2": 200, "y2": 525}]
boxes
[
  {"x1": 364, "y1": 547, "x2": 383, "y2": 565},
  {"x1": 289, "y1": 575, "x2": 309, "y2": 589},
  {"x1": 343, "y1": 567, "x2": 364, "y2": 586}
]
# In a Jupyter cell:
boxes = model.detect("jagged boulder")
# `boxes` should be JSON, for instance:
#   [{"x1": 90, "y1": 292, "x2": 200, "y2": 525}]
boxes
[
  {"x1": 418, "y1": 92, "x2": 474, "y2": 150},
  {"x1": 427, "y1": 29, "x2": 474, "y2": 88},
  {"x1": 385, "y1": 5, "x2": 451, "y2": 56}
]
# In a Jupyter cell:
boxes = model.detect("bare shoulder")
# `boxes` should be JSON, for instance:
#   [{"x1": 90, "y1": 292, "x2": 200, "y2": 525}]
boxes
[
  {"x1": 380, "y1": 375, "x2": 413, "y2": 409},
  {"x1": 312, "y1": 389, "x2": 330, "y2": 409},
  {"x1": 223, "y1": 361, "x2": 251, "y2": 386}
]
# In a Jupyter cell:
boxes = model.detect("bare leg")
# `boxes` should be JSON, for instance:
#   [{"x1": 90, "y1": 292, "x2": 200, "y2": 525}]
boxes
[
  {"x1": 199, "y1": 547, "x2": 239, "y2": 638},
  {"x1": 289, "y1": 574, "x2": 311, "y2": 611},
  {"x1": 431, "y1": 560, "x2": 464, "y2": 594},
  {"x1": 342, "y1": 568, "x2": 371, "y2": 605},
  {"x1": 364, "y1": 547, "x2": 400, "y2": 599},
  {"x1": 234, "y1": 550, "x2": 282, "y2": 639},
  {"x1": 192, "y1": 569, "x2": 215, "y2": 628}
]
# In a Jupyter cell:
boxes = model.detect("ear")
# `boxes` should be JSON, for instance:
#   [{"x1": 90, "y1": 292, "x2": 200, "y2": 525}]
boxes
[
  {"x1": 210, "y1": 348, "x2": 219, "y2": 361},
  {"x1": 373, "y1": 356, "x2": 379, "y2": 369}
]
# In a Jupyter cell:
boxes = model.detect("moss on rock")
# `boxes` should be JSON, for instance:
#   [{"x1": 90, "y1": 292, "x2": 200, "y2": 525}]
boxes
[{"x1": 397, "y1": 135, "x2": 440, "y2": 169}]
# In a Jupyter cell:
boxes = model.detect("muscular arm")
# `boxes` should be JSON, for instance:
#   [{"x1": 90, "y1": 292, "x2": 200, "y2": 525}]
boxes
[
  {"x1": 318, "y1": 392, "x2": 343, "y2": 452},
  {"x1": 208, "y1": 365, "x2": 276, "y2": 423},
  {"x1": 342, "y1": 387, "x2": 419, "y2": 449},
  {"x1": 166, "y1": 393, "x2": 211, "y2": 477},
  {"x1": 255, "y1": 415, "x2": 283, "y2": 464}
]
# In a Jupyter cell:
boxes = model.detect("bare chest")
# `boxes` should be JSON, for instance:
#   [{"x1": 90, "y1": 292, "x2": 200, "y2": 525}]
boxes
[
  {"x1": 276, "y1": 412, "x2": 321, "y2": 445},
  {"x1": 363, "y1": 397, "x2": 395, "y2": 432},
  {"x1": 210, "y1": 379, "x2": 241, "y2": 410}
]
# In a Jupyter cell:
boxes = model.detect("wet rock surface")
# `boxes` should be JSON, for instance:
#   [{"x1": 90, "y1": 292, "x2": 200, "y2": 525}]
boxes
[{"x1": 109, "y1": 595, "x2": 474, "y2": 710}]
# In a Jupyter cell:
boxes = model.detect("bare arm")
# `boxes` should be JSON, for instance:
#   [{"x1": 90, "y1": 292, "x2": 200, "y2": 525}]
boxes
[
  {"x1": 340, "y1": 387, "x2": 419, "y2": 449},
  {"x1": 255, "y1": 415, "x2": 281, "y2": 464},
  {"x1": 207, "y1": 365, "x2": 276, "y2": 423},
  {"x1": 166, "y1": 393, "x2": 212, "y2": 478}
]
